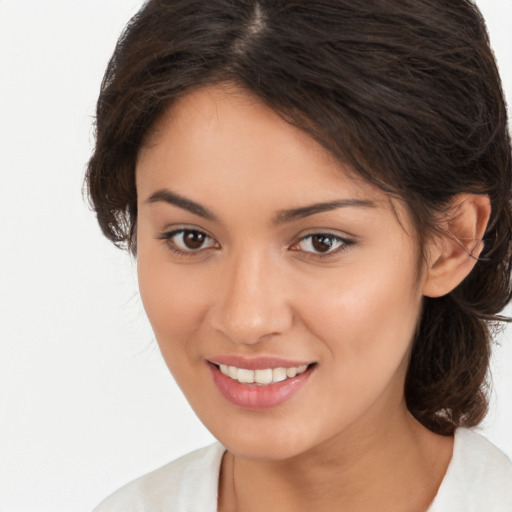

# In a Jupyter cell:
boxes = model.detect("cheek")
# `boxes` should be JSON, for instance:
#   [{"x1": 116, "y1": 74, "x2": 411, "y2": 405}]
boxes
[
  {"x1": 137, "y1": 249, "x2": 210, "y2": 346},
  {"x1": 296, "y1": 252, "x2": 422, "y2": 366}
]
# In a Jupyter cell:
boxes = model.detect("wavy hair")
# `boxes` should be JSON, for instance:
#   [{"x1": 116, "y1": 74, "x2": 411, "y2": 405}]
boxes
[{"x1": 86, "y1": 0, "x2": 512, "y2": 435}]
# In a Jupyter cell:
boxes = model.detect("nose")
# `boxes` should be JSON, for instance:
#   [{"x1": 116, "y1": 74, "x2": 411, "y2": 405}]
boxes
[{"x1": 208, "y1": 248, "x2": 293, "y2": 345}]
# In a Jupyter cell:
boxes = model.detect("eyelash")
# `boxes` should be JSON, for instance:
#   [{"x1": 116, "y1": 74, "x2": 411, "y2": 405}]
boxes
[
  {"x1": 156, "y1": 228, "x2": 219, "y2": 257},
  {"x1": 291, "y1": 233, "x2": 355, "y2": 258},
  {"x1": 156, "y1": 229, "x2": 355, "y2": 259}
]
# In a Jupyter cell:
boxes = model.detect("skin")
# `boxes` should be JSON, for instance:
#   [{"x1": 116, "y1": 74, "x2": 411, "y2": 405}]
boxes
[{"x1": 135, "y1": 85, "x2": 489, "y2": 511}]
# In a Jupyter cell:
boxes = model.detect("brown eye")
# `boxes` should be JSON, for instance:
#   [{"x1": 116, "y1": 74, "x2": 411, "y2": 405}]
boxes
[
  {"x1": 182, "y1": 231, "x2": 207, "y2": 250},
  {"x1": 295, "y1": 233, "x2": 349, "y2": 255},
  {"x1": 162, "y1": 229, "x2": 218, "y2": 253},
  {"x1": 311, "y1": 235, "x2": 337, "y2": 253}
]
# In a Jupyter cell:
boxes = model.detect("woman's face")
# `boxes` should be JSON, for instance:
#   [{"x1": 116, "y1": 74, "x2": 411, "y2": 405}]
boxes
[{"x1": 136, "y1": 85, "x2": 429, "y2": 460}]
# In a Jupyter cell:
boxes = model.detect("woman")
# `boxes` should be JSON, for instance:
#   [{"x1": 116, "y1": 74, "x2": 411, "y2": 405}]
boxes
[{"x1": 87, "y1": 0, "x2": 512, "y2": 510}]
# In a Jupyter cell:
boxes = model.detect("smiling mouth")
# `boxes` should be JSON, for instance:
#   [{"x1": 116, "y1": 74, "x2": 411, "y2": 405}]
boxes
[
  {"x1": 209, "y1": 361, "x2": 315, "y2": 409},
  {"x1": 217, "y1": 364, "x2": 310, "y2": 386}
]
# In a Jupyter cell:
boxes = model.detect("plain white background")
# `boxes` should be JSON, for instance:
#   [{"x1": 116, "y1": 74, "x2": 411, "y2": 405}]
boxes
[{"x1": 0, "y1": 1, "x2": 510, "y2": 511}]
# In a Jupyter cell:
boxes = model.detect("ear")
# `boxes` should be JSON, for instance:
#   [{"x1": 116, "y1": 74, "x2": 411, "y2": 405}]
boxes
[{"x1": 422, "y1": 194, "x2": 491, "y2": 298}]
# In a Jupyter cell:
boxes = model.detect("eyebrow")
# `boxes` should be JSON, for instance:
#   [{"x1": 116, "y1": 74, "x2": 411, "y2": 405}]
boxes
[
  {"x1": 145, "y1": 188, "x2": 375, "y2": 223},
  {"x1": 274, "y1": 199, "x2": 376, "y2": 224},
  {"x1": 145, "y1": 189, "x2": 218, "y2": 221}
]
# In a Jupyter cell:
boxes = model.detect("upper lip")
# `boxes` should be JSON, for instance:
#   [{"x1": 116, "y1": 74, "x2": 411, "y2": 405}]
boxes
[{"x1": 208, "y1": 355, "x2": 314, "y2": 370}]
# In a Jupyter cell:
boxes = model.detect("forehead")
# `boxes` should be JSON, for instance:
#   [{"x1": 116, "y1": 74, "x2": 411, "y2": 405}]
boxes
[{"x1": 137, "y1": 85, "x2": 388, "y2": 204}]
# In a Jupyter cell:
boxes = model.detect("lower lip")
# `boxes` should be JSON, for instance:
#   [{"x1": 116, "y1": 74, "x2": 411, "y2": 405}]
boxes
[{"x1": 209, "y1": 363, "x2": 314, "y2": 410}]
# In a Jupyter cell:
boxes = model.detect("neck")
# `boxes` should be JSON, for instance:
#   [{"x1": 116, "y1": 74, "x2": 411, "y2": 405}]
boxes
[{"x1": 219, "y1": 404, "x2": 453, "y2": 512}]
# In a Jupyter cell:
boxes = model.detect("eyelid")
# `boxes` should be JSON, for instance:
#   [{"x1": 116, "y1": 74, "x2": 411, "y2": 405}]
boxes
[
  {"x1": 156, "y1": 223, "x2": 216, "y2": 241},
  {"x1": 289, "y1": 229, "x2": 357, "y2": 257},
  {"x1": 292, "y1": 227, "x2": 357, "y2": 244},
  {"x1": 155, "y1": 225, "x2": 220, "y2": 255}
]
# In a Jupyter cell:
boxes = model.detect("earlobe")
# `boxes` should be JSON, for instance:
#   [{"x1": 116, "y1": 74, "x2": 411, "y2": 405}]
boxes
[{"x1": 422, "y1": 194, "x2": 491, "y2": 298}]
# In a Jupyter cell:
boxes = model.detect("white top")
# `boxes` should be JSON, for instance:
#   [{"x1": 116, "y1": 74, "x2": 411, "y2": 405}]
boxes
[{"x1": 93, "y1": 428, "x2": 512, "y2": 512}]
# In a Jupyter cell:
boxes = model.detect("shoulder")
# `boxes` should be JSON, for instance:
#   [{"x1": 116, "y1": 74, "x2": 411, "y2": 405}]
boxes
[
  {"x1": 429, "y1": 428, "x2": 512, "y2": 512},
  {"x1": 92, "y1": 443, "x2": 225, "y2": 512}
]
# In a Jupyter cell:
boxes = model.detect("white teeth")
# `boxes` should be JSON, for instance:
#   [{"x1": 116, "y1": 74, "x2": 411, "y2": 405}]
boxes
[
  {"x1": 228, "y1": 365, "x2": 238, "y2": 380},
  {"x1": 218, "y1": 364, "x2": 309, "y2": 385},
  {"x1": 286, "y1": 367, "x2": 297, "y2": 378},
  {"x1": 237, "y1": 368, "x2": 254, "y2": 383},
  {"x1": 273, "y1": 367, "x2": 287, "y2": 382},
  {"x1": 254, "y1": 369, "x2": 273, "y2": 385}
]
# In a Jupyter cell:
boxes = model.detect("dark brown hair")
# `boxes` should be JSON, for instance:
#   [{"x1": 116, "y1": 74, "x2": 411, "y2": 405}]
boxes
[{"x1": 86, "y1": 0, "x2": 512, "y2": 435}]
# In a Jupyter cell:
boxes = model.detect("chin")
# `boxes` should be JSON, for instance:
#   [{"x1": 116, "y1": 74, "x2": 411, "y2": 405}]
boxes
[
  {"x1": 203, "y1": 413, "x2": 327, "y2": 461},
  {"x1": 222, "y1": 435, "x2": 309, "y2": 461}
]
